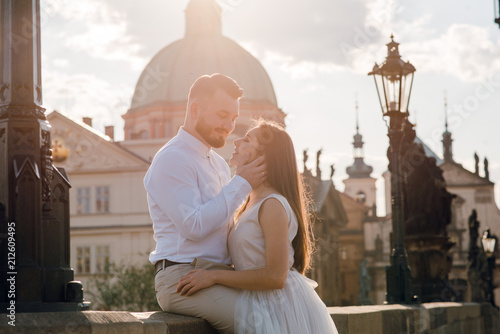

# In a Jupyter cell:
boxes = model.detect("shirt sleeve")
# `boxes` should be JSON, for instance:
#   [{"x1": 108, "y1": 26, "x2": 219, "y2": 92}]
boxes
[{"x1": 144, "y1": 149, "x2": 251, "y2": 241}]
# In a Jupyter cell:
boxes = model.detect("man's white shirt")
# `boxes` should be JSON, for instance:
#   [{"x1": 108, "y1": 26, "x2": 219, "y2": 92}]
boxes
[{"x1": 145, "y1": 127, "x2": 251, "y2": 265}]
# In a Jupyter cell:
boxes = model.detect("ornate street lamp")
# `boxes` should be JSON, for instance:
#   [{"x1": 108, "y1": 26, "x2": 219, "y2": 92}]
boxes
[
  {"x1": 368, "y1": 35, "x2": 416, "y2": 304},
  {"x1": 482, "y1": 229, "x2": 497, "y2": 307}
]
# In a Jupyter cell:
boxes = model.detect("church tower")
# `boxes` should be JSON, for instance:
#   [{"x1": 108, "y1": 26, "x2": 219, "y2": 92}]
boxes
[{"x1": 343, "y1": 98, "x2": 377, "y2": 213}]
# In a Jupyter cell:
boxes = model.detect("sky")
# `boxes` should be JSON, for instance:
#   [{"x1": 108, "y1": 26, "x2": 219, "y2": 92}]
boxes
[{"x1": 40, "y1": 0, "x2": 500, "y2": 214}]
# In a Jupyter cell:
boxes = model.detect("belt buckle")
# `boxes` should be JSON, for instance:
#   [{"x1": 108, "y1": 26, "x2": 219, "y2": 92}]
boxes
[
  {"x1": 160, "y1": 259, "x2": 166, "y2": 271},
  {"x1": 155, "y1": 259, "x2": 166, "y2": 275}
]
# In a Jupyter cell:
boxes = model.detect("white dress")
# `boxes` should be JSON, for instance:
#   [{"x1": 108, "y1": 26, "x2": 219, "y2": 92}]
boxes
[{"x1": 228, "y1": 194, "x2": 338, "y2": 334}]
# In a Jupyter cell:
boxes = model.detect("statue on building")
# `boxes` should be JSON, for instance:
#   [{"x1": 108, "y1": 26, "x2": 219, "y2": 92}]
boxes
[
  {"x1": 303, "y1": 149, "x2": 312, "y2": 177},
  {"x1": 357, "y1": 258, "x2": 373, "y2": 305},
  {"x1": 330, "y1": 164, "x2": 335, "y2": 180},
  {"x1": 484, "y1": 157, "x2": 489, "y2": 180},
  {"x1": 474, "y1": 152, "x2": 480, "y2": 175},
  {"x1": 316, "y1": 149, "x2": 322, "y2": 179}
]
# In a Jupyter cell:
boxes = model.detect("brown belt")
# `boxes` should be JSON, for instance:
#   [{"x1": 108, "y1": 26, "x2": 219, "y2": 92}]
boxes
[{"x1": 155, "y1": 259, "x2": 190, "y2": 275}]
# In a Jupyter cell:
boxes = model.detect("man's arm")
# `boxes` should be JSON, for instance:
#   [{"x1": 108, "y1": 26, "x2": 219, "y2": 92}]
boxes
[{"x1": 145, "y1": 150, "x2": 251, "y2": 241}]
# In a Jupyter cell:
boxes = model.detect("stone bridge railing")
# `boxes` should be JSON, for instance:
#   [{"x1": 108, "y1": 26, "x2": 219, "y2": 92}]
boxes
[{"x1": 1, "y1": 302, "x2": 498, "y2": 333}]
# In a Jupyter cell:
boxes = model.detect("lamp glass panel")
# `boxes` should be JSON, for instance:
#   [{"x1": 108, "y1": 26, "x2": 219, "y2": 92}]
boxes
[
  {"x1": 380, "y1": 73, "x2": 390, "y2": 114},
  {"x1": 385, "y1": 73, "x2": 401, "y2": 112},
  {"x1": 482, "y1": 237, "x2": 496, "y2": 254},
  {"x1": 400, "y1": 72, "x2": 414, "y2": 113},
  {"x1": 373, "y1": 74, "x2": 386, "y2": 116}
]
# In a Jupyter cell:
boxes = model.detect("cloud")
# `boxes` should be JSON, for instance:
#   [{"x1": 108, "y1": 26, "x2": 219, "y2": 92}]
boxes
[
  {"x1": 223, "y1": 0, "x2": 500, "y2": 84},
  {"x1": 42, "y1": 0, "x2": 148, "y2": 70},
  {"x1": 224, "y1": 0, "x2": 370, "y2": 67},
  {"x1": 262, "y1": 51, "x2": 343, "y2": 79},
  {"x1": 52, "y1": 58, "x2": 69, "y2": 67},
  {"x1": 42, "y1": 67, "x2": 132, "y2": 140},
  {"x1": 404, "y1": 24, "x2": 500, "y2": 82}
]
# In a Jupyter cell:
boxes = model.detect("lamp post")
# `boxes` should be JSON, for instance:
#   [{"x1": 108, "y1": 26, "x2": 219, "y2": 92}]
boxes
[
  {"x1": 368, "y1": 35, "x2": 416, "y2": 304},
  {"x1": 0, "y1": 0, "x2": 88, "y2": 312},
  {"x1": 482, "y1": 229, "x2": 497, "y2": 307}
]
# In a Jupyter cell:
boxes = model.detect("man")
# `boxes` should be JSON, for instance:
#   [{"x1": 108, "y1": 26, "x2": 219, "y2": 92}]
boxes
[{"x1": 144, "y1": 73, "x2": 265, "y2": 333}]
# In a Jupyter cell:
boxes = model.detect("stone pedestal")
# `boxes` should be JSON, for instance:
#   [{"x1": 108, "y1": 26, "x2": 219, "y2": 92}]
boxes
[{"x1": 405, "y1": 235, "x2": 456, "y2": 302}]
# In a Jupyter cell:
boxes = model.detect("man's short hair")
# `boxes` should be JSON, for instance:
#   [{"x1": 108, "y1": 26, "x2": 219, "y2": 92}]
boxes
[{"x1": 188, "y1": 73, "x2": 243, "y2": 101}]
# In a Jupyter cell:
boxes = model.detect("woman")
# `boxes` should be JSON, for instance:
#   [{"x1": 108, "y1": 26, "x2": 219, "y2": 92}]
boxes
[{"x1": 177, "y1": 120, "x2": 338, "y2": 333}]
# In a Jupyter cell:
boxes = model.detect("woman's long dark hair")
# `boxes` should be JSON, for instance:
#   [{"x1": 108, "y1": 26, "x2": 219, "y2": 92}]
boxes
[{"x1": 235, "y1": 120, "x2": 314, "y2": 274}]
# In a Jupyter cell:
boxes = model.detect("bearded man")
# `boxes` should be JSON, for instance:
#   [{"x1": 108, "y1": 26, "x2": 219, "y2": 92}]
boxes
[{"x1": 144, "y1": 74, "x2": 265, "y2": 333}]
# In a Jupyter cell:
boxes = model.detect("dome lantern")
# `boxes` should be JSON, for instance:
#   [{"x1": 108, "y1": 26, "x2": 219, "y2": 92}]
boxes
[{"x1": 185, "y1": 0, "x2": 222, "y2": 37}]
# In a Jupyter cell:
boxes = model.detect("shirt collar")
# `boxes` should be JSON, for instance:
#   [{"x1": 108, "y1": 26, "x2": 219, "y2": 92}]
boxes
[{"x1": 178, "y1": 127, "x2": 211, "y2": 158}]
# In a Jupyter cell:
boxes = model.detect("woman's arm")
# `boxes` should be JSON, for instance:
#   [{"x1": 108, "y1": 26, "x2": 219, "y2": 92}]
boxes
[{"x1": 177, "y1": 197, "x2": 290, "y2": 296}]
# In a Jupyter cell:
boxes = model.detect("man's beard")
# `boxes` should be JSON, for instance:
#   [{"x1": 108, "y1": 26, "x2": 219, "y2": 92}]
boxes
[{"x1": 195, "y1": 117, "x2": 227, "y2": 148}]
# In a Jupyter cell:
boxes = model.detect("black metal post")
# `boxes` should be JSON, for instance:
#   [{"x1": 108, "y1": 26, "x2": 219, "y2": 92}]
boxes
[
  {"x1": 385, "y1": 113, "x2": 413, "y2": 304},
  {"x1": 487, "y1": 255, "x2": 496, "y2": 307},
  {"x1": 0, "y1": 0, "x2": 88, "y2": 312}
]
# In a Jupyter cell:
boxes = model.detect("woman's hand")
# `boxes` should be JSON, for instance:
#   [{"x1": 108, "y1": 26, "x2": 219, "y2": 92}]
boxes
[{"x1": 176, "y1": 269, "x2": 216, "y2": 296}]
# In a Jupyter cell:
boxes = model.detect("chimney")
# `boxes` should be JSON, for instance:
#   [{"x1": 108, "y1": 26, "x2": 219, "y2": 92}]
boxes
[
  {"x1": 105, "y1": 126, "x2": 114, "y2": 141},
  {"x1": 82, "y1": 117, "x2": 92, "y2": 127}
]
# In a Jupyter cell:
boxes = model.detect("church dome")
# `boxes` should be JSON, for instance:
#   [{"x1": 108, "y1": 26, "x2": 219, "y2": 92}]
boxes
[{"x1": 129, "y1": 0, "x2": 277, "y2": 111}]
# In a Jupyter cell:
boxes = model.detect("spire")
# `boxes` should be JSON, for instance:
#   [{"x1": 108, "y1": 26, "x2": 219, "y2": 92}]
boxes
[
  {"x1": 442, "y1": 91, "x2": 454, "y2": 163},
  {"x1": 185, "y1": 0, "x2": 222, "y2": 37},
  {"x1": 346, "y1": 96, "x2": 373, "y2": 179},
  {"x1": 352, "y1": 94, "x2": 363, "y2": 152},
  {"x1": 355, "y1": 93, "x2": 360, "y2": 134}
]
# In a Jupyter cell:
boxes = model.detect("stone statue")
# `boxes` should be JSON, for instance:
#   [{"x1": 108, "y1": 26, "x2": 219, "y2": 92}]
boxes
[
  {"x1": 484, "y1": 157, "x2": 489, "y2": 180},
  {"x1": 315, "y1": 149, "x2": 322, "y2": 179},
  {"x1": 393, "y1": 118, "x2": 456, "y2": 301},
  {"x1": 474, "y1": 152, "x2": 479, "y2": 175},
  {"x1": 303, "y1": 149, "x2": 312, "y2": 177},
  {"x1": 330, "y1": 164, "x2": 335, "y2": 180},
  {"x1": 397, "y1": 118, "x2": 455, "y2": 236},
  {"x1": 357, "y1": 258, "x2": 373, "y2": 305},
  {"x1": 467, "y1": 209, "x2": 489, "y2": 302},
  {"x1": 468, "y1": 209, "x2": 479, "y2": 256}
]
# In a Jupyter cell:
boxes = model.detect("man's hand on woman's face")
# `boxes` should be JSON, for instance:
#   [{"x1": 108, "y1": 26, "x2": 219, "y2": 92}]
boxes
[{"x1": 236, "y1": 154, "x2": 266, "y2": 189}]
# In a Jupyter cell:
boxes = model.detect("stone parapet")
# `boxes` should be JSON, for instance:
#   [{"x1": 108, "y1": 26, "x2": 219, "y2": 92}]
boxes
[
  {"x1": 0, "y1": 302, "x2": 498, "y2": 333},
  {"x1": 329, "y1": 302, "x2": 498, "y2": 334}
]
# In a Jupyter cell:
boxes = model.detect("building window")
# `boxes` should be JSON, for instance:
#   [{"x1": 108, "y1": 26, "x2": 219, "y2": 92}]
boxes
[
  {"x1": 76, "y1": 187, "x2": 90, "y2": 214},
  {"x1": 77, "y1": 246, "x2": 91, "y2": 274},
  {"x1": 96, "y1": 245, "x2": 110, "y2": 273},
  {"x1": 96, "y1": 186, "x2": 110, "y2": 213}
]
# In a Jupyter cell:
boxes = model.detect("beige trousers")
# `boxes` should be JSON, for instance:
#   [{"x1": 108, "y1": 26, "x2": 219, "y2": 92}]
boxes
[{"x1": 155, "y1": 258, "x2": 240, "y2": 334}]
